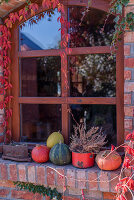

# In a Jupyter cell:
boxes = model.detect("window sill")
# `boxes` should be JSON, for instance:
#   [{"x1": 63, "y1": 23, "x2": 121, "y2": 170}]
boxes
[{"x1": 0, "y1": 157, "x2": 121, "y2": 193}]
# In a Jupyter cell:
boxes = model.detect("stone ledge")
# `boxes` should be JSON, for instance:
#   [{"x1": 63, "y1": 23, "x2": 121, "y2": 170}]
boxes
[{"x1": 0, "y1": 158, "x2": 121, "y2": 193}]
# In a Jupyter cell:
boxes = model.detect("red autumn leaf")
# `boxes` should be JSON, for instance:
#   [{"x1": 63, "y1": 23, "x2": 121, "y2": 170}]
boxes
[
  {"x1": 111, "y1": 144, "x2": 115, "y2": 152},
  {"x1": 116, "y1": 195, "x2": 127, "y2": 200},
  {"x1": 123, "y1": 157, "x2": 131, "y2": 168},
  {"x1": 127, "y1": 179, "x2": 134, "y2": 190},
  {"x1": 6, "y1": 129, "x2": 11, "y2": 136},
  {"x1": 126, "y1": 133, "x2": 132, "y2": 140},
  {"x1": 120, "y1": 177, "x2": 129, "y2": 182}
]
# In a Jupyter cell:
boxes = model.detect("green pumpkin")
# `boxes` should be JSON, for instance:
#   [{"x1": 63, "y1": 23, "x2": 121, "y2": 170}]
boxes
[{"x1": 49, "y1": 143, "x2": 71, "y2": 165}]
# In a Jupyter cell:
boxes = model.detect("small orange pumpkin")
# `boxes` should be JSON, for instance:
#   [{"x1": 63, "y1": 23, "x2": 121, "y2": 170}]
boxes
[
  {"x1": 95, "y1": 150, "x2": 122, "y2": 171},
  {"x1": 32, "y1": 145, "x2": 50, "y2": 163}
]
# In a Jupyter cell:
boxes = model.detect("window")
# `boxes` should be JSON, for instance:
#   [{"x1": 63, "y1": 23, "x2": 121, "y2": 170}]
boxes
[{"x1": 11, "y1": 0, "x2": 124, "y2": 146}]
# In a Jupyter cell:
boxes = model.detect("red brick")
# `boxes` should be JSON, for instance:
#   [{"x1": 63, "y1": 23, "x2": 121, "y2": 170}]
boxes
[
  {"x1": 124, "y1": 32, "x2": 134, "y2": 43},
  {"x1": 56, "y1": 168, "x2": 65, "y2": 187},
  {"x1": 34, "y1": 193, "x2": 43, "y2": 200},
  {"x1": 0, "y1": 164, "x2": 8, "y2": 180},
  {"x1": 18, "y1": 164, "x2": 26, "y2": 182},
  {"x1": 47, "y1": 167, "x2": 55, "y2": 186},
  {"x1": 85, "y1": 190, "x2": 103, "y2": 199},
  {"x1": 0, "y1": 180, "x2": 15, "y2": 188},
  {"x1": 9, "y1": 164, "x2": 18, "y2": 181},
  {"x1": 124, "y1": 119, "x2": 133, "y2": 129},
  {"x1": 124, "y1": 93, "x2": 131, "y2": 104},
  {"x1": 88, "y1": 171, "x2": 98, "y2": 190},
  {"x1": 66, "y1": 169, "x2": 75, "y2": 187},
  {"x1": 0, "y1": 189, "x2": 10, "y2": 197},
  {"x1": 124, "y1": 45, "x2": 130, "y2": 56},
  {"x1": 125, "y1": 58, "x2": 134, "y2": 68},
  {"x1": 128, "y1": 0, "x2": 134, "y2": 4},
  {"x1": 76, "y1": 170, "x2": 86, "y2": 189},
  {"x1": 125, "y1": 5, "x2": 134, "y2": 15},
  {"x1": 99, "y1": 171, "x2": 110, "y2": 192},
  {"x1": 125, "y1": 106, "x2": 134, "y2": 116},
  {"x1": 28, "y1": 166, "x2": 36, "y2": 183},
  {"x1": 125, "y1": 82, "x2": 134, "y2": 92},
  {"x1": 36, "y1": 166, "x2": 45, "y2": 185},
  {"x1": 64, "y1": 197, "x2": 80, "y2": 200},
  {"x1": 110, "y1": 171, "x2": 120, "y2": 193},
  {"x1": 124, "y1": 129, "x2": 131, "y2": 139},
  {"x1": 103, "y1": 192, "x2": 116, "y2": 200},
  {"x1": 11, "y1": 190, "x2": 34, "y2": 200},
  {"x1": 124, "y1": 70, "x2": 131, "y2": 80}
]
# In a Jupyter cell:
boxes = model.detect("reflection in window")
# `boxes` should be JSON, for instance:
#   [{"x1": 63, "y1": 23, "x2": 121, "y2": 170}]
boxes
[
  {"x1": 69, "y1": 54, "x2": 116, "y2": 97},
  {"x1": 69, "y1": 7, "x2": 115, "y2": 47},
  {"x1": 21, "y1": 104, "x2": 61, "y2": 142},
  {"x1": 20, "y1": 57, "x2": 61, "y2": 97},
  {"x1": 19, "y1": 9, "x2": 61, "y2": 51},
  {"x1": 70, "y1": 104, "x2": 116, "y2": 146}
]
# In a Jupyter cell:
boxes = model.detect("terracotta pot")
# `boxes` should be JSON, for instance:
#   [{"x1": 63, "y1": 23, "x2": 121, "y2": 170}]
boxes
[{"x1": 72, "y1": 151, "x2": 94, "y2": 168}]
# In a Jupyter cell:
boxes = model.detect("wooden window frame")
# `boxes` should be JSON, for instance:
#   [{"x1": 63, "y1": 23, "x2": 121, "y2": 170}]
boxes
[{"x1": 10, "y1": 0, "x2": 124, "y2": 145}]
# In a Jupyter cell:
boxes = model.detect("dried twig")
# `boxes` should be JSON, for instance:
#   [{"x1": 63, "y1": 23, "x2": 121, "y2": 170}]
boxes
[{"x1": 70, "y1": 123, "x2": 107, "y2": 153}]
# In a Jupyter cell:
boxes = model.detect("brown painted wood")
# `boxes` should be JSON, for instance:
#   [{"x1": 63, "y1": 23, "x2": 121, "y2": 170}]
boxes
[
  {"x1": 11, "y1": 26, "x2": 20, "y2": 142},
  {"x1": 18, "y1": 97, "x2": 66, "y2": 104},
  {"x1": 66, "y1": 0, "x2": 110, "y2": 12},
  {"x1": 89, "y1": 0, "x2": 110, "y2": 12},
  {"x1": 60, "y1": 5, "x2": 69, "y2": 143},
  {"x1": 67, "y1": 97, "x2": 116, "y2": 104},
  {"x1": 18, "y1": 46, "x2": 112, "y2": 58},
  {"x1": 10, "y1": 0, "x2": 123, "y2": 146},
  {"x1": 116, "y1": 37, "x2": 124, "y2": 145},
  {"x1": 67, "y1": 46, "x2": 112, "y2": 55},
  {"x1": 18, "y1": 97, "x2": 116, "y2": 105},
  {"x1": 18, "y1": 49, "x2": 61, "y2": 58},
  {"x1": 62, "y1": 104, "x2": 69, "y2": 144}
]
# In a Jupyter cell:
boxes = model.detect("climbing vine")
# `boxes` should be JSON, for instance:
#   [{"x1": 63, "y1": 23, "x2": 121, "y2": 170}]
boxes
[
  {"x1": 109, "y1": 0, "x2": 134, "y2": 46},
  {"x1": 14, "y1": 181, "x2": 62, "y2": 200}
]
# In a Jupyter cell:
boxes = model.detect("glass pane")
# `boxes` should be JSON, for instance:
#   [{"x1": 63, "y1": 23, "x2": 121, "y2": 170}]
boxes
[
  {"x1": 21, "y1": 104, "x2": 61, "y2": 142},
  {"x1": 19, "y1": 9, "x2": 61, "y2": 51},
  {"x1": 70, "y1": 104, "x2": 116, "y2": 146},
  {"x1": 69, "y1": 7, "x2": 115, "y2": 47},
  {"x1": 69, "y1": 54, "x2": 116, "y2": 97},
  {"x1": 20, "y1": 56, "x2": 61, "y2": 97}
]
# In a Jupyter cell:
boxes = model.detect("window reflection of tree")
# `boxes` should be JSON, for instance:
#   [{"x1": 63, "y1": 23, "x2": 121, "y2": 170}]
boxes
[
  {"x1": 69, "y1": 7, "x2": 115, "y2": 47},
  {"x1": 37, "y1": 56, "x2": 61, "y2": 97},
  {"x1": 70, "y1": 54, "x2": 116, "y2": 97}
]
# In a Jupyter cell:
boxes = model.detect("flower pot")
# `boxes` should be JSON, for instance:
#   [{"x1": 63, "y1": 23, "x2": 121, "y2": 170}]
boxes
[
  {"x1": 72, "y1": 151, "x2": 94, "y2": 168},
  {"x1": 2, "y1": 144, "x2": 31, "y2": 162}
]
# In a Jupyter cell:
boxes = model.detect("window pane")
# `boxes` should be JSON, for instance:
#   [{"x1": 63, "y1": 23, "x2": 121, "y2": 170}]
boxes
[
  {"x1": 19, "y1": 9, "x2": 61, "y2": 51},
  {"x1": 20, "y1": 56, "x2": 61, "y2": 97},
  {"x1": 70, "y1": 104, "x2": 116, "y2": 146},
  {"x1": 21, "y1": 104, "x2": 61, "y2": 142},
  {"x1": 69, "y1": 54, "x2": 116, "y2": 97},
  {"x1": 69, "y1": 7, "x2": 115, "y2": 47}
]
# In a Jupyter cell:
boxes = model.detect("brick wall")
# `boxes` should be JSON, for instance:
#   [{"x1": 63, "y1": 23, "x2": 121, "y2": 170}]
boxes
[
  {"x1": 124, "y1": 0, "x2": 134, "y2": 137},
  {"x1": 0, "y1": 159, "x2": 119, "y2": 200}
]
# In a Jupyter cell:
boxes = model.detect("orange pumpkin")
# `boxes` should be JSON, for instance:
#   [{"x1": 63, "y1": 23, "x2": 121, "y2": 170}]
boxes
[
  {"x1": 32, "y1": 145, "x2": 50, "y2": 163},
  {"x1": 95, "y1": 150, "x2": 122, "y2": 170}
]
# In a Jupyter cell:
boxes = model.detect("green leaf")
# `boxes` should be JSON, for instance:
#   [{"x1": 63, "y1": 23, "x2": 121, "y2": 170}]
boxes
[
  {"x1": 116, "y1": 4, "x2": 122, "y2": 14},
  {"x1": 114, "y1": 15, "x2": 120, "y2": 23},
  {"x1": 122, "y1": 0, "x2": 129, "y2": 6}
]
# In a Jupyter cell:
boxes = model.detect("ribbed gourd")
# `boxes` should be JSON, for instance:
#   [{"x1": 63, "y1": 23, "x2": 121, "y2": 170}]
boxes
[{"x1": 49, "y1": 143, "x2": 71, "y2": 165}]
